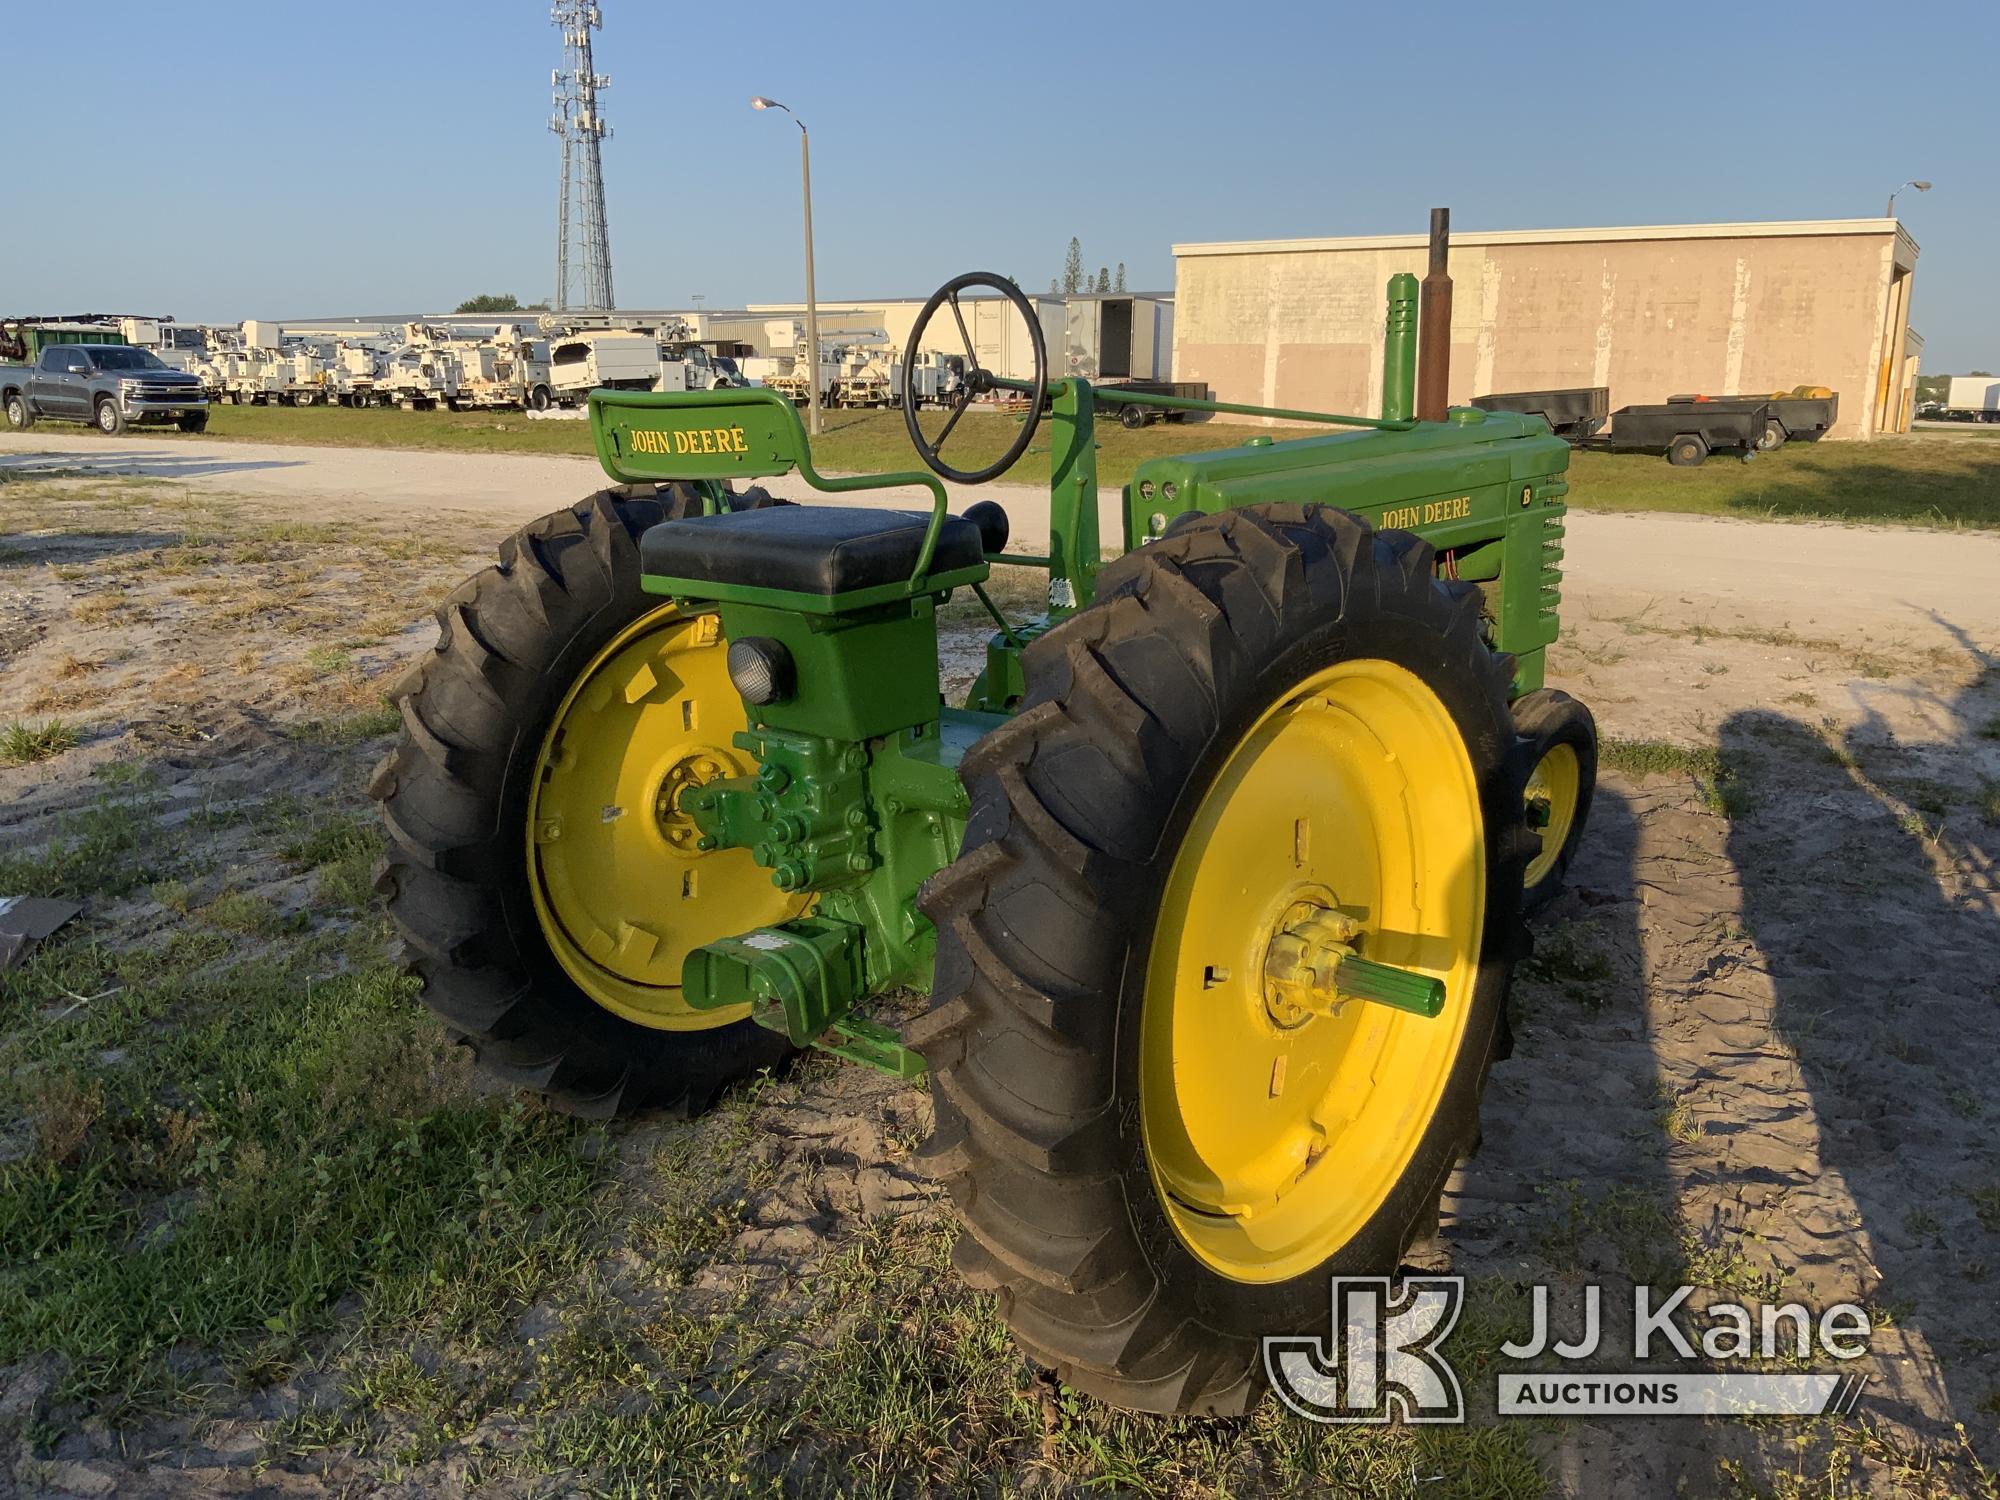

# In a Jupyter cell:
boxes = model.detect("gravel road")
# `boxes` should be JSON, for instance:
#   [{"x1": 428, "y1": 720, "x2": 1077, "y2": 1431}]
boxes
[{"x1": 5, "y1": 431, "x2": 1997, "y2": 655}]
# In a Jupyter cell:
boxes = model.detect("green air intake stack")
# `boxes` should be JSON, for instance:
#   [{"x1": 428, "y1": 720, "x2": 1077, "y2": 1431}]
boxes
[{"x1": 1382, "y1": 272, "x2": 1418, "y2": 423}]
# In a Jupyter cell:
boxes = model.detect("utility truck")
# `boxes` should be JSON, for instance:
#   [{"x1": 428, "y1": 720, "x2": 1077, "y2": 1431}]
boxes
[
  {"x1": 449, "y1": 324, "x2": 554, "y2": 411},
  {"x1": 549, "y1": 331, "x2": 666, "y2": 404}
]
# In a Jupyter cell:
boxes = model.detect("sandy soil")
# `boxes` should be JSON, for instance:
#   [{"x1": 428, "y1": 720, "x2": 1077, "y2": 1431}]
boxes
[{"x1": 2, "y1": 439, "x2": 1998, "y2": 1496}]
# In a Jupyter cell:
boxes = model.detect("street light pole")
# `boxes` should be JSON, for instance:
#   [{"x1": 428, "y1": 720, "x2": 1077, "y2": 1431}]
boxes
[
  {"x1": 1886, "y1": 179, "x2": 1932, "y2": 218},
  {"x1": 753, "y1": 96, "x2": 822, "y2": 436}
]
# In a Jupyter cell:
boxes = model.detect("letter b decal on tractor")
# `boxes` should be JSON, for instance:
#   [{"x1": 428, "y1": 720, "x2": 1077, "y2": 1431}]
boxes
[{"x1": 1264, "y1": 1277, "x2": 1465, "y2": 1423}]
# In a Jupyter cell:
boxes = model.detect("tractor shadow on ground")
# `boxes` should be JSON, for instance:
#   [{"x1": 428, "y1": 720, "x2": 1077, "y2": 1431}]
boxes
[
  {"x1": 1463, "y1": 625, "x2": 2000, "y2": 1493},
  {"x1": 1716, "y1": 628, "x2": 2000, "y2": 1469},
  {"x1": 1454, "y1": 782, "x2": 1749, "y2": 1496},
  {"x1": 0, "y1": 449, "x2": 304, "y2": 483},
  {"x1": 0, "y1": 529, "x2": 185, "y2": 568}
]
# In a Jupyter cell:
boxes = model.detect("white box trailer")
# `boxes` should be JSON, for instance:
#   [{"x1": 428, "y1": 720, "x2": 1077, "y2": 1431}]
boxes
[
  {"x1": 1061, "y1": 296, "x2": 1173, "y2": 382},
  {"x1": 1944, "y1": 376, "x2": 2000, "y2": 421}
]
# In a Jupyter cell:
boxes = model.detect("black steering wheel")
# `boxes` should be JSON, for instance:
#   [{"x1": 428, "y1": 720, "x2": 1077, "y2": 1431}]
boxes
[{"x1": 902, "y1": 272, "x2": 1049, "y2": 485}]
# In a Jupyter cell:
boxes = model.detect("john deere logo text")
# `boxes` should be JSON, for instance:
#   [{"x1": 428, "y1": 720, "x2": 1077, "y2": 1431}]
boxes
[
  {"x1": 1380, "y1": 495, "x2": 1471, "y2": 530},
  {"x1": 630, "y1": 425, "x2": 748, "y2": 456}
]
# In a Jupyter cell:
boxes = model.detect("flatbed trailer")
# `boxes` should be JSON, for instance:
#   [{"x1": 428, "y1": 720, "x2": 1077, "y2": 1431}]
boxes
[
  {"x1": 1587, "y1": 401, "x2": 1770, "y2": 466},
  {"x1": 1663, "y1": 389, "x2": 1837, "y2": 449},
  {"x1": 1470, "y1": 386, "x2": 1608, "y2": 441},
  {"x1": 1093, "y1": 379, "x2": 1211, "y2": 428}
]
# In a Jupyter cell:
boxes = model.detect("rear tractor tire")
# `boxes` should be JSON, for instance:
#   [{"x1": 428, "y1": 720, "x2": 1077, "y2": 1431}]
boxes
[
  {"x1": 914, "y1": 503, "x2": 1532, "y2": 1415},
  {"x1": 369, "y1": 483, "x2": 807, "y2": 1117},
  {"x1": 1512, "y1": 687, "x2": 1597, "y2": 918}
]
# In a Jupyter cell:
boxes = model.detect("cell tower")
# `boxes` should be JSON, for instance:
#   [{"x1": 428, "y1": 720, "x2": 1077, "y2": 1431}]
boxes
[{"x1": 549, "y1": 2, "x2": 614, "y2": 311}]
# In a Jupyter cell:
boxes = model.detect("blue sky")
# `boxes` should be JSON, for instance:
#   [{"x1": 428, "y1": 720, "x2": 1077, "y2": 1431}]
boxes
[{"x1": 4, "y1": 1, "x2": 1994, "y2": 370}]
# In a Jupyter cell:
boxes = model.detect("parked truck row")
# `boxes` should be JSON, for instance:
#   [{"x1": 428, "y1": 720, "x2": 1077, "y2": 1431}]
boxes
[{"x1": 4, "y1": 312, "x2": 976, "y2": 423}]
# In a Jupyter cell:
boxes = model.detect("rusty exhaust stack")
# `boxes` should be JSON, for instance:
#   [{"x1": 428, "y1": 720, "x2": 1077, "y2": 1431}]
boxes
[{"x1": 1415, "y1": 207, "x2": 1452, "y2": 423}]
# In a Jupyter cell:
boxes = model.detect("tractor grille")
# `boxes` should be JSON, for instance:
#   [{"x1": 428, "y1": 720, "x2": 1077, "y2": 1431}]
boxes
[{"x1": 1532, "y1": 477, "x2": 1570, "y2": 627}]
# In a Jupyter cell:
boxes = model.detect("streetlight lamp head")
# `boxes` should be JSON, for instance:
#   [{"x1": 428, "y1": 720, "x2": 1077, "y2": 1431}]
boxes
[
  {"x1": 750, "y1": 95, "x2": 781, "y2": 111},
  {"x1": 1912, "y1": 180, "x2": 1932, "y2": 192}
]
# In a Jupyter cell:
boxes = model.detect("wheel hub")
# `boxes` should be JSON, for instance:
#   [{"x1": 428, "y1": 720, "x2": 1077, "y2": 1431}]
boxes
[
  {"x1": 653, "y1": 746, "x2": 736, "y2": 856},
  {"x1": 526, "y1": 604, "x2": 808, "y2": 1030},
  {"x1": 1262, "y1": 901, "x2": 1364, "y2": 1029}
]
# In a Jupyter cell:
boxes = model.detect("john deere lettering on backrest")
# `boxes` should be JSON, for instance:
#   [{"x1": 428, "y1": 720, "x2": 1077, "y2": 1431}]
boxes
[{"x1": 592, "y1": 387, "x2": 810, "y2": 483}]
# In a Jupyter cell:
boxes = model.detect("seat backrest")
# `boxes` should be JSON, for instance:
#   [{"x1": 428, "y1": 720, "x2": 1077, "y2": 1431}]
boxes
[{"x1": 590, "y1": 386, "x2": 812, "y2": 487}]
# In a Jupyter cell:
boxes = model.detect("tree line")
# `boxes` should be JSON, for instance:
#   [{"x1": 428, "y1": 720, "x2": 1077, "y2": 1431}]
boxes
[{"x1": 1051, "y1": 239, "x2": 1126, "y2": 296}]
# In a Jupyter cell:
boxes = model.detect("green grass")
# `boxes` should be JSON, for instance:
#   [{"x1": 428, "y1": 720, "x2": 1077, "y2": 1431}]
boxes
[
  {"x1": 1565, "y1": 437, "x2": 2000, "y2": 528},
  {"x1": 0, "y1": 929, "x2": 606, "y2": 1409},
  {"x1": 1601, "y1": 736, "x2": 1750, "y2": 818},
  {"x1": 291, "y1": 700, "x2": 403, "y2": 746},
  {"x1": 170, "y1": 404, "x2": 2000, "y2": 529},
  {"x1": 0, "y1": 718, "x2": 80, "y2": 765},
  {"x1": 0, "y1": 786, "x2": 165, "y2": 898}
]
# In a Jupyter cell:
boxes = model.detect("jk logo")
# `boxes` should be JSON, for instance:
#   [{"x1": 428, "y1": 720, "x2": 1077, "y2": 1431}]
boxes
[{"x1": 1264, "y1": 1277, "x2": 1465, "y2": 1424}]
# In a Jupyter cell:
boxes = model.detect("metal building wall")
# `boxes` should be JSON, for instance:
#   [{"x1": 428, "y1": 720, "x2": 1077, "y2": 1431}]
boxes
[{"x1": 1170, "y1": 221, "x2": 1920, "y2": 439}]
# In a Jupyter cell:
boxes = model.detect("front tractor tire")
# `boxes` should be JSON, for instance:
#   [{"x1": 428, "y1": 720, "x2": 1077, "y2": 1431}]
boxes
[
  {"x1": 1513, "y1": 687, "x2": 1598, "y2": 918},
  {"x1": 370, "y1": 484, "x2": 803, "y2": 1117},
  {"x1": 914, "y1": 503, "x2": 1532, "y2": 1415}
]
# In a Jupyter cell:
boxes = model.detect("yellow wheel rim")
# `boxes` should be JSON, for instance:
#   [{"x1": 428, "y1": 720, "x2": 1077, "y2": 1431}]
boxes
[
  {"x1": 1522, "y1": 743, "x2": 1581, "y2": 889},
  {"x1": 526, "y1": 603, "x2": 806, "y2": 1029},
  {"x1": 1140, "y1": 659, "x2": 1486, "y2": 1284}
]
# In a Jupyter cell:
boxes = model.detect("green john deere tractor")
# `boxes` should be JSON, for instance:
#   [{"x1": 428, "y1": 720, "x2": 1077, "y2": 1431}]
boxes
[{"x1": 371, "y1": 266, "x2": 1598, "y2": 1415}]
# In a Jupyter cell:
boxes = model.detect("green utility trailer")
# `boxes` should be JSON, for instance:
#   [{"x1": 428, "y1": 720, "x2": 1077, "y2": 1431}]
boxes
[
  {"x1": 372, "y1": 260, "x2": 1599, "y2": 1415},
  {"x1": 0, "y1": 320, "x2": 131, "y2": 364}
]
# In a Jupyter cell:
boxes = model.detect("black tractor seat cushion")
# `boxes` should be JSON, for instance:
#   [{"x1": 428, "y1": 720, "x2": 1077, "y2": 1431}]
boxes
[{"x1": 640, "y1": 504, "x2": 986, "y2": 597}]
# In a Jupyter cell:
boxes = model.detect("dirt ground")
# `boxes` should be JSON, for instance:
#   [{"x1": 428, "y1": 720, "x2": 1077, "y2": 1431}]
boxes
[{"x1": 2, "y1": 440, "x2": 1999, "y2": 1497}]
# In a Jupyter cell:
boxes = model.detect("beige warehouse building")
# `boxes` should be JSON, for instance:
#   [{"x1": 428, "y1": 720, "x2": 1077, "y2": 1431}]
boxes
[{"x1": 1171, "y1": 218, "x2": 1921, "y2": 438}]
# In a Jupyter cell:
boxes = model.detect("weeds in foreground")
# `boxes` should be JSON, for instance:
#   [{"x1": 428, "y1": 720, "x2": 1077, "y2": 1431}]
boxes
[
  {"x1": 1601, "y1": 735, "x2": 1750, "y2": 819},
  {"x1": 0, "y1": 718, "x2": 80, "y2": 765}
]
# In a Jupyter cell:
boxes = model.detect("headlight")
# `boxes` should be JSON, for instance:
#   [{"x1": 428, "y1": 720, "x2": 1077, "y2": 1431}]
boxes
[{"x1": 727, "y1": 637, "x2": 794, "y2": 706}]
